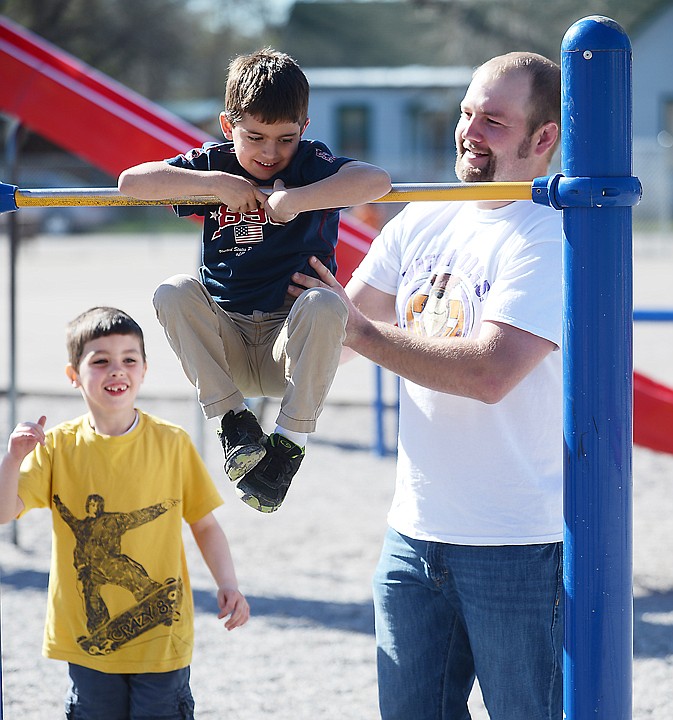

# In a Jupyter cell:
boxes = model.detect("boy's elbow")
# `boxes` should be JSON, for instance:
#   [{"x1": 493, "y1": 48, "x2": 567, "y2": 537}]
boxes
[
  {"x1": 373, "y1": 168, "x2": 392, "y2": 197},
  {"x1": 118, "y1": 167, "x2": 152, "y2": 196},
  {"x1": 117, "y1": 170, "x2": 134, "y2": 194},
  {"x1": 344, "y1": 162, "x2": 391, "y2": 198}
]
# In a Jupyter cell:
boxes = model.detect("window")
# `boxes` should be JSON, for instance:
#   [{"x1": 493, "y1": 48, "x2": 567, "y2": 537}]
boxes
[
  {"x1": 409, "y1": 104, "x2": 457, "y2": 180},
  {"x1": 664, "y1": 98, "x2": 673, "y2": 133},
  {"x1": 655, "y1": 98, "x2": 673, "y2": 148},
  {"x1": 337, "y1": 105, "x2": 370, "y2": 157}
]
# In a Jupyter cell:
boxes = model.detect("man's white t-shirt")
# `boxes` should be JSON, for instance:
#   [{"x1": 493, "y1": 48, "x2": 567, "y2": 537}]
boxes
[{"x1": 353, "y1": 200, "x2": 563, "y2": 545}]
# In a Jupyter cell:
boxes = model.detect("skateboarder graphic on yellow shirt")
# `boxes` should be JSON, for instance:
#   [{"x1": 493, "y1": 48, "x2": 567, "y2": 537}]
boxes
[{"x1": 54, "y1": 493, "x2": 181, "y2": 644}]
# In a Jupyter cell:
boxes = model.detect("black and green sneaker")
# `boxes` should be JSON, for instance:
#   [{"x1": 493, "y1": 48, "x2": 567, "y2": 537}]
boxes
[
  {"x1": 235, "y1": 433, "x2": 304, "y2": 513},
  {"x1": 218, "y1": 409, "x2": 266, "y2": 482}
]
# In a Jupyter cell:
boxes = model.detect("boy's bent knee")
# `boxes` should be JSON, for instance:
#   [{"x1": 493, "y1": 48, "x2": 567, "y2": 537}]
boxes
[
  {"x1": 297, "y1": 287, "x2": 347, "y2": 321},
  {"x1": 153, "y1": 275, "x2": 200, "y2": 313}
]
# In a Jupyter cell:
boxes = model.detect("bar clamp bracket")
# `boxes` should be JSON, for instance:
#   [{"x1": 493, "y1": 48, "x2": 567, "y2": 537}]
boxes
[{"x1": 532, "y1": 173, "x2": 642, "y2": 210}]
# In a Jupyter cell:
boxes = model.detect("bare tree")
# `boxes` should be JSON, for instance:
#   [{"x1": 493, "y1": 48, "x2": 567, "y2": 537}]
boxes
[{"x1": 1, "y1": 0, "x2": 277, "y2": 99}]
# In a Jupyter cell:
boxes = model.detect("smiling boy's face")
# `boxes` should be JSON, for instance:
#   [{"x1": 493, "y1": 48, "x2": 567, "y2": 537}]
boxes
[
  {"x1": 66, "y1": 333, "x2": 147, "y2": 421},
  {"x1": 220, "y1": 112, "x2": 309, "y2": 182}
]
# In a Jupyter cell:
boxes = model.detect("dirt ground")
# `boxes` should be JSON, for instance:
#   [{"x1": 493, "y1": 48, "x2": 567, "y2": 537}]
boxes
[{"x1": 0, "y1": 232, "x2": 672, "y2": 718}]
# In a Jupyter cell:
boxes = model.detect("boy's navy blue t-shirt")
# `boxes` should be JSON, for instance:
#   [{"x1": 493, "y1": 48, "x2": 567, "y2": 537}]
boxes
[{"x1": 167, "y1": 139, "x2": 354, "y2": 314}]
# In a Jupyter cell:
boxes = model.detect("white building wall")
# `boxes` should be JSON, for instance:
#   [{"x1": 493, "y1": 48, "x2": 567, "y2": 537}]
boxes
[{"x1": 632, "y1": 4, "x2": 673, "y2": 138}]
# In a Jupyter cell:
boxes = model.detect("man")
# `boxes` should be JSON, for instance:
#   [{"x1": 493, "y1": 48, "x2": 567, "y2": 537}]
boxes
[{"x1": 290, "y1": 52, "x2": 563, "y2": 719}]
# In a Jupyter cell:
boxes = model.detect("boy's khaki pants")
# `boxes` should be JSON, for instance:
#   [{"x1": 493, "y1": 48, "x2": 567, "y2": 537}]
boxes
[{"x1": 153, "y1": 274, "x2": 348, "y2": 433}]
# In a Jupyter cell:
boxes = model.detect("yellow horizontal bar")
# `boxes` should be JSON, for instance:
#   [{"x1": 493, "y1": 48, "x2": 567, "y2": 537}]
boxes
[
  {"x1": 380, "y1": 182, "x2": 533, "y2": 202},
  {"x1": 13, "y1": 181, "x2": 534, "y2": 208},
  {"x1": 14, "y1": 188, "x2": 213, "y2": 208}
]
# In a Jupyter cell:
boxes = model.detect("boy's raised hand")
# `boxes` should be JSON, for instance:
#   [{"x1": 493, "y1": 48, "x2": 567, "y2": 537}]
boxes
[
  {"x1": 0, "y1": 416, "x2": 45, "y2": 522},
  {"x1": 8, "y1": 416, "x2": 47, "y2": 462},
  {"x1": 214, "y1": 173, "x2": 262, "y2": 214}
]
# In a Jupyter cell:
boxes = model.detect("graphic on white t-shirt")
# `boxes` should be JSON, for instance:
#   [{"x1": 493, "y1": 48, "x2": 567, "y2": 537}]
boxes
[{"x1": 402, "y1": 266, "x2": 478, "y2": 338}]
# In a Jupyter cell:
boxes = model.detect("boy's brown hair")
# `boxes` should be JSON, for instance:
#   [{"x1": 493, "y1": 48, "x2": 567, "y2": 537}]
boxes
[
  {"x1": 224, "y1": 47, "x2": 309, "y2": 127},
  {"x1": 66, "y1": 307, "x2": 146, "y2": 369}
]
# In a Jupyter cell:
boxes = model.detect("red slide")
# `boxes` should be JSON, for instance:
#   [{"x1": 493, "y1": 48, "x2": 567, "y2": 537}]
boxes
[
  {"x1": 0, "y1": 17, "x2": 210, "y2": 177},
  {"x1": 633, "y1": 371, "x2": 673, "y2": 455},
  {"x1": 1, "y1": 16, "x2": 672, "y2": 455}
]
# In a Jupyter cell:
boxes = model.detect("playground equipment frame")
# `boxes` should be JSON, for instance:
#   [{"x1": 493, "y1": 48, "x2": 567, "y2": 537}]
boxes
[{"x1": 0, "y1": 14, "x2": 647, "y2": 720}]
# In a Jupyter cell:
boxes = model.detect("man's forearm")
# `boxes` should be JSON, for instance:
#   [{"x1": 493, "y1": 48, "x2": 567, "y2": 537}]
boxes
[{"x1": 346, "y1": 315, "x2": 497, "y2": 400}]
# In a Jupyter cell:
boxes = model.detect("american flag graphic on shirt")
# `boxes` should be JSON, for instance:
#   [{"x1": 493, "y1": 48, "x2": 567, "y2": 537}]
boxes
[{"x1": 234, "y1": 223, "x2": 264, "y2": 244}]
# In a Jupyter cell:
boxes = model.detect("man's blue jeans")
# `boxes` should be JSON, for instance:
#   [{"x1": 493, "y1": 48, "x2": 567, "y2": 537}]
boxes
[
  {"x1": 65, "y1": 664, "x2": 194, "y2": 719},
  {"x1": 373, "y1": 528, "x2": 563, "y2": 720}
]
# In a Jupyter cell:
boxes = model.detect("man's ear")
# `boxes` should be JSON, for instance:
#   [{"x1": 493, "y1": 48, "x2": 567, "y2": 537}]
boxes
[
  {"x1": 219, "y1": 112, "x2": 234, "y2": 140},
  {"x1": 301, "y1": 118, "x2": 310, "y2": 136},
  {"x1": 534, "y1": 121, "x2": 559, "y2": 157},
  {"x1": 65, "y1": 364, "x2": 80, "y2": 387}
]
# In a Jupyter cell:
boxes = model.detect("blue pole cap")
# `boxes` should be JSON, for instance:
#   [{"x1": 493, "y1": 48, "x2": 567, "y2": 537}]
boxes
[
  {"x1": 0, "y1": 182, "x2": 18, "y2": 213},
  {"x1": 562, "y1": 15, "x2": 631, "y2": 53}
]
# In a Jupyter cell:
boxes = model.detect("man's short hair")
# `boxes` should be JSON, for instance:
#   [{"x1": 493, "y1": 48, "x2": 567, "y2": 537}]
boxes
[
  {"x1": 66, "y1": 307, "x2": 146, "y2": 369},
  {"x1": 224, "y1": 47, "x2": 309, "y2": 127},
  {"x1": 478, "y1": 52, "x2": 561, "y2": 152}
]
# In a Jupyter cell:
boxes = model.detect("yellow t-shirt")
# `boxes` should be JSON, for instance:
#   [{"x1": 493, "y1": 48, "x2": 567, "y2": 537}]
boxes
[{"x1": 18, "y1": 410, "x2": 224, "y2": 674}]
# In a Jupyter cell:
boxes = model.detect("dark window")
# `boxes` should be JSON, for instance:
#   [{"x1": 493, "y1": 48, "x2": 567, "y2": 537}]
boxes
[{"x1": 337, "y1": 105, "x2": 370, "y2": 157}]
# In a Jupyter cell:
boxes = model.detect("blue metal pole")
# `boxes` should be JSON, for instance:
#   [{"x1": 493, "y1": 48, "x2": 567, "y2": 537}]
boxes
[
  {"x1": 562, "y1": 17, "x2": 633, "y2": 719},
  {"x1": 633, "y1": 309, "x2": 673, "y2": 322},
  {"x1": 373, "y1": 364, "x2": 386, "y2": 456}
]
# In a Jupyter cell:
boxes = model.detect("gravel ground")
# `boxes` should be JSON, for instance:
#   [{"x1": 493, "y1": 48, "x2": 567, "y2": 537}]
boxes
[{"x1": 1, "y1": 232, "x2": 672, "y2": 718}]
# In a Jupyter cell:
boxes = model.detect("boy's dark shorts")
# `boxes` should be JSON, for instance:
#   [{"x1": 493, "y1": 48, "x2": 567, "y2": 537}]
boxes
[{"x1": 65, "y1": 663, "x2": 194, "y2": 719}]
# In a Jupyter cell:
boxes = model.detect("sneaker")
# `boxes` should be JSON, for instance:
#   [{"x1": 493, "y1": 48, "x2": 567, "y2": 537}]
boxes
[
  {"x1": 235, "y1": 433, "x2": 304, "y2": 513},
  {"x1": 218, "y1": 409, "x2": 266, "y2": 482}
]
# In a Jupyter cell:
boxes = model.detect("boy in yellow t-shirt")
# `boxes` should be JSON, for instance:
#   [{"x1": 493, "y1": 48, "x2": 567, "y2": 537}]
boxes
[{"x1": 0, "y1": 306, "x2": 249, "y2": 719}]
